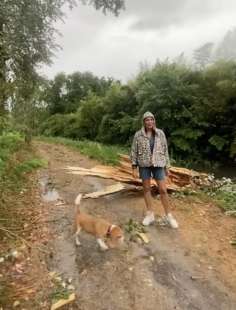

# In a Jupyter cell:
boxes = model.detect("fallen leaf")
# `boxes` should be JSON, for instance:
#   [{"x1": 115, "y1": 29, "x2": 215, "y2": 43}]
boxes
[
  {"x1": 137, "y1": 232, "x2": 149, "y2": 244},
  {"x1": 51, "y1": 293, "x2": 75, "y2": 310},
  {"x1": 13, "y1": 301, "x2": 20, "y2": 307},
  {"x1": 14, "y1": 263, "x2": 24, "y2": 274},
  {"x1": 49, "y1": 271, "x2": 57, "y2": 278},
  {"x1": 55, "y1": 202, "x2": 65, "y2": 206},
  {"x1": 61, "y1": 281, "x2": 66, "y2": 288},
  {"x1": 83, "y1": 183, "x2": 125, "y2": 199}
]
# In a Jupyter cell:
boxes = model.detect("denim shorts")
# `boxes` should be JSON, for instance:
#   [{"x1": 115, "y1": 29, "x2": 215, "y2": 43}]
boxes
[{"x1": 139, "y1": 166, "x2": 165, "y2": 181}]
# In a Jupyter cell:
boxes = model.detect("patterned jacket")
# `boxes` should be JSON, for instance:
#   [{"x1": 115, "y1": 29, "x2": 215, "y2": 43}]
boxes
[{"x1": 130, "y1": 127, "x2": 170, "y2": 168}]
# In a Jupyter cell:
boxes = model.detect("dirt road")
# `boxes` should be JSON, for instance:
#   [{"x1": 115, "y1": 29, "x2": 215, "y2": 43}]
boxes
[{"x1": 36, "y1": 141, "x2": 236, "y2": 310}]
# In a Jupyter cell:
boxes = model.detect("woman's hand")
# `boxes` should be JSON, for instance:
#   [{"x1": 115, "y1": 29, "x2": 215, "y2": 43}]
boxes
[{"x1": 132, "y1": 167, "x2": 138, "y2": 179}]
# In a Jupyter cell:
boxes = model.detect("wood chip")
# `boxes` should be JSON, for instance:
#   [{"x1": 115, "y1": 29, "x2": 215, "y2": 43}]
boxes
[
  {"x1": 137, "y1": 233, "x2": 149, "y2": 244},
  {"x1": 65, "y1": 154, "x2": 211, "y2": 191},
  {"x1": 83, "y1": 183, "x2": 125, "y2": 198}
]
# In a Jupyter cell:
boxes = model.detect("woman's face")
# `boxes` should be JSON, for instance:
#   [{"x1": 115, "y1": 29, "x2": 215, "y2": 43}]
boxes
[{"x1": 144, "y1": 117, "x2": 155, "y2": 130}]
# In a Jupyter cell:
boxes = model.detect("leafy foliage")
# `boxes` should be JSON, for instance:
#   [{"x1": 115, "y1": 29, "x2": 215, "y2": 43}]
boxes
[
  {"x1": 209, "y1": 135, "x2": 227, "y2": 151},
  {"x1": 15, "y1": 158, "x2": 47, "y2": 175},
  {"x1": 194, "y1": 42, "x2": 214, "y2": 68},
  {"x1": 0, "y1": 0, "x2": 124, "y2": 138},
  {"x1": 39, "y1": 113, "x2": 80, "y2": 138},
  {"x1": 40, "y1": 60, "x2": 236, "y2": 166},
  {"x1": 0, "y1": 132, "x2": 24, "y2": 176},
  {"x1": 97, "y1": 83, "x2": 138, "y2": 144},
  {"x1": 45, "y1": 72, "x2": 112, "y2": 115},
  {"x1": 215, "y1": 28, "x2": 236, "y2": 61}
]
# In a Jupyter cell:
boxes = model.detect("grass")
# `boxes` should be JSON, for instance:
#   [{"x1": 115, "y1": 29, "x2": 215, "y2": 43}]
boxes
[
  {"x1": 1, "y1": 156, "x2": 47, "y2": 194},
  {"x1": 0, "y1": 135, "x2": 47, "y2": 243},
  {"x1": 14, "y1": 158, "x2": 47, "y2": 176},
  {"x1": 175, "y1": 184, "x2": 236, "y2": 215},
  {"x1": 48, "y1": 273, "x2": 75, "y2": 306},
  {"x1": 0, "y1": 133, "x2": 49, "y2": 308},
  {"x1": 49, "y1": 286, "x2": 70, "y2": 304},
  {"x1": 37, "y1": 136, "x2": 128, "y2": 165},
  {"x1": 212, "y1": 184, "x2": 236, "y2": 214},
  {"x1": 0, "y1": 132, "x2": 24, "y2": 177}
]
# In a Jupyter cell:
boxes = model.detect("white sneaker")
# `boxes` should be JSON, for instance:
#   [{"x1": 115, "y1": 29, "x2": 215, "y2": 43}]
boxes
[
  {"x1": 166, "y1": 213, "x2": 179, "y2": 229},
  {"x1": 142, "y1": 211, "x2": 155, "y2": 226}
]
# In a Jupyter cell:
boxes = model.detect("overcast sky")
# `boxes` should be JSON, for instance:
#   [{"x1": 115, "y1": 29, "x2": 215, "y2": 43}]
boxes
[{"x1": 41, "y1": 0, "x2": 236, "y2": 82}]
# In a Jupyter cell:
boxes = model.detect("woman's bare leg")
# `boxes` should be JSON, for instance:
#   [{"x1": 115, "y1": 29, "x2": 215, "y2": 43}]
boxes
[
  {"x1": 142, "y1": 179, "x2": 155, "y2": 225},
  {"x1": 143, "y1": 178, "x2": 153, "y2": 212},
  {"x1": 155, "y1": 179, "x2": 170, "y2": 215},
  {"x1": 155, "y1": 179, "x2": 178, "y2": 228}
]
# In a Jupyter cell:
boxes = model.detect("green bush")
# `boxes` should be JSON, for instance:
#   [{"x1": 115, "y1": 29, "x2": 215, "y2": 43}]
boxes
[
  {"x1": 0, "y1": 116, "x2": 10, "y2": 135},
  {"x1": 40, "y1": 113, "x2": 81, "y2": 139},
  {"x1": 15, "y1": 158, "x2": 47, "y2": 175},
  {"x1": 97, "y1": 84, "x2": 138, "y2": 145},
  {"x1": 214, "y1": 183, "x2": 236, "y2": 212},
  {"x1": 76, "y1": 93, "x2": 105, "y2": 140},
  {"x1": 0, "y1": 132, "x2": 24, "y2": 176}
]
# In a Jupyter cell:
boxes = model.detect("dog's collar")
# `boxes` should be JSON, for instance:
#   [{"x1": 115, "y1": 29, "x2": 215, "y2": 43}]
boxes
[{"x1": 106, "y1": 225, "x2": 116, "y2": 237}]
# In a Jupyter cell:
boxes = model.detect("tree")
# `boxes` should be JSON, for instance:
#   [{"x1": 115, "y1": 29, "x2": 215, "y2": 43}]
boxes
[
  {"x1": 62, "y1": 72, "x2": 113, "y2": 113},
  {"x1": 173, "y1": 52, "x2": 188, "y2": 66},
  {"x1": 193, "y1": 42, "x2": 214, "y2": 68},
  {"x1": 0, "y1": 0, "x2": 124, "y2": 113},
  {"x1": 83, "y1": 0, "x2": 125, "y2": 15},
  {"x1": 76, "y1": 92, "x2": 105, "y2": 139},
  {"x1": 39, "y1": 60, "x2": 236, "y2": 165},
  {"x1": 45, "y1": 73, "x2": 68, "y2": 115},
  {"x1": 215, "y1": 28, "x2": 236, "y2": 61},
  {"x1": 11, "y1": 75, "x2": 50, "y2": 140},
  {"x1": 134, "y1": 61, "x2": 209, "y2": 160},
  {"x1": 45, "y1": 71, "x2": 113, "y2": 114},
  {"x1": 98, "y1": 83, "x2": 138, "y2": 144}
]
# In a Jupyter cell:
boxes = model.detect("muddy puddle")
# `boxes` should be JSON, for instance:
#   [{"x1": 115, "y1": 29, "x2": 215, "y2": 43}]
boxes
[{"x1": 39, "y1": 175, "x2": 61, "y2": 202}]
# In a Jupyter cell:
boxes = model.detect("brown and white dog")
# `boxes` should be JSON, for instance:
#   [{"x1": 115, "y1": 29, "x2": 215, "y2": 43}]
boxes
[{"x1": 74, "y1": 194, "x2": 124, "y2": 251}]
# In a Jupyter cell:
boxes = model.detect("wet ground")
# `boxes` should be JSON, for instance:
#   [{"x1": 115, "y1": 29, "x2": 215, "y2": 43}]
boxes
[{"x1": 36, "y1": 141, "x2": 236, "y2": 310}]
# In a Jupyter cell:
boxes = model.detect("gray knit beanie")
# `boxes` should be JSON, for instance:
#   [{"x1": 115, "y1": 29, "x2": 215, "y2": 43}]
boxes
[{"x1": 143, "y1": 111, "x2": 155, "y2": 121}]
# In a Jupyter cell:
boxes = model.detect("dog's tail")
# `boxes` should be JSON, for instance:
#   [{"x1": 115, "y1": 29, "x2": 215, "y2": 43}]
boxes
[{"x1": 75, "y1": 193, "x2": 83, "y2": 213}]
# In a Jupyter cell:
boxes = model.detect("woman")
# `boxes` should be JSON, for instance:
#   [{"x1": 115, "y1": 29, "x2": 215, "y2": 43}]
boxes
[{"x1": 130, "y1": 111, "x2": 178, "y2": 228}]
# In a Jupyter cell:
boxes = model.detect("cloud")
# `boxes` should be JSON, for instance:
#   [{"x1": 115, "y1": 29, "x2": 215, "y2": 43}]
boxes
[
  {"x1": 41, "y1": 0, "x2": 236, "y2": 81},
  {"x1": 127, "y1": 0, "x2": 234, "y2": 31}
]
